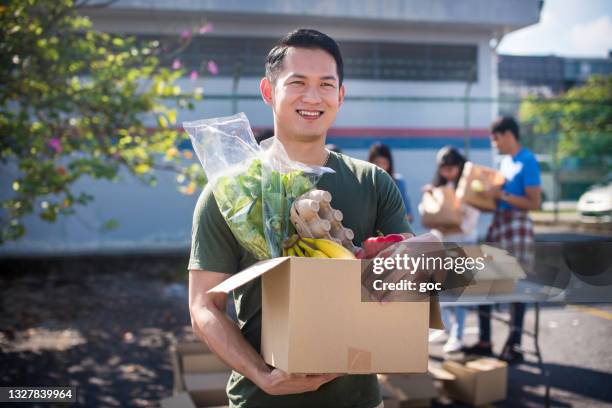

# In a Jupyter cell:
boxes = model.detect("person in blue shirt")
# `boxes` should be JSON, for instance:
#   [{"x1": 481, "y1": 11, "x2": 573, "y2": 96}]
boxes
[
  {"x1": 368, "y1": 142, "x2": 413, "y2": 223},
  {"x1": 464, "y1": 116, "x2": 541, "y2": 364}
]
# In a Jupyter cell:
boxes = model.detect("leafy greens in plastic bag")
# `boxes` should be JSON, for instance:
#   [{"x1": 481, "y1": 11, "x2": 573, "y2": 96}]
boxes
[{"x1": 184, "y1": 113, "x2": 332, "y2": 259}]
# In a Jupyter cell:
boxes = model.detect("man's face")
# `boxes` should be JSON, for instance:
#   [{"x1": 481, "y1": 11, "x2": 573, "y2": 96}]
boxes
[
  {"x1": 261, "y1": 47, "x2": 345, "y2": 142},
  {"x1": 490, "y1": 130, "x2": 513, "y2": 154}
]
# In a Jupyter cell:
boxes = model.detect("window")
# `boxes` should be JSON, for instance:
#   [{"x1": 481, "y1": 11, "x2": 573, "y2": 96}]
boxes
[{"x1": 136, "y1": 35, "x2": 478, "y2": 82}]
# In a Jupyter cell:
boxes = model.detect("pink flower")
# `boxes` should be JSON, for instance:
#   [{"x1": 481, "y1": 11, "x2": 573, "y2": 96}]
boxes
[
  {"x1": 207, "y1": 60, "x2": 219, "y2": 75},
  {"x1": 198, "y1": 22, "x2": 213, "y2": 34},
  {"x1": 180, "y1": 29, "x2": 192, "y2": 40},
  {"x1": 190, "y1": 70, "x2": 199, "y2": 80},
  {"x1": 172, "y1": 59, "x2": 182, "y2": 70},
  {"x1": 48, "y1": 138, "x2": 62, "y2": 154}
]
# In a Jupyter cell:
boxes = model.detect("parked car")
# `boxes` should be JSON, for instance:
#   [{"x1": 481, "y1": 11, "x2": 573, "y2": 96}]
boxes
[{"x1": 577, "y1": 175, "x2": 612, "y2": 223}]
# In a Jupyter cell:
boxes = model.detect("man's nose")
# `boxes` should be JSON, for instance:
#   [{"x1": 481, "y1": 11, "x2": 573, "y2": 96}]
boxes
[{"x1": 301, "y1": 85, "x2": 322, "y2": 104}]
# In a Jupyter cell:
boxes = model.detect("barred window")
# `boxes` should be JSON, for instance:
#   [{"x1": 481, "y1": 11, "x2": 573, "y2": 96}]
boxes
[{"x1": 137, "y1": 35, "x2": 478, "y2": 81}]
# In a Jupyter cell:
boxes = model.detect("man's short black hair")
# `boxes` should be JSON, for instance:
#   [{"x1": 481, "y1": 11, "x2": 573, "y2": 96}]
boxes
[
  {"x1": 265, "y1": 28, "x2": 344, "y2": 85},
  {"x1": 491, "y1": 116, "x2": 520, "y2": 140}
]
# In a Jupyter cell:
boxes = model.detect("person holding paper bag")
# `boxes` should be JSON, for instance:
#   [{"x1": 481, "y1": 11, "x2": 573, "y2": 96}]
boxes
[
  {"x1": 464, "y1": 116, "x2": 541, "y2": 364},
  {"x1": 424, "y1": 146, "x2": 480, "y2": 353},
  {"x1": 188, "y1": 29, "x2": 412, "y2": 408},
  {"x1": 368, "y1": 142, "x2": 414, "y2": 223}
]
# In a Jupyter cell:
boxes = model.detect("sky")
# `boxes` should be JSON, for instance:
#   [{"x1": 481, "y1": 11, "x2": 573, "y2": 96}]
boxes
[{"x1": 498, "y1": 0, "x2": 612, "y2": 58}]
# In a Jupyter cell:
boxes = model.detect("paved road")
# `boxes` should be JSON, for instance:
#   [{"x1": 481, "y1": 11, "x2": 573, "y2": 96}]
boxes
[{"x1": 429, "y1": 303, "x2": 612, "y2": 407}]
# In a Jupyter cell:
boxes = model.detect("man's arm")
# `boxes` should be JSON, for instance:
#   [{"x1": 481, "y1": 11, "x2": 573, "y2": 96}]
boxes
[
  {"x1": 188, "y1": 269, "x2": 340, "y2": 396},
  {"x1": 483, "y1": 185, "x2": 541, "y2": 211}
]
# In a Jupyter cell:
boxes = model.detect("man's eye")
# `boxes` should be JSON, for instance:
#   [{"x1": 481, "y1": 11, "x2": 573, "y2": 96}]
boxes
[
  {"x1": 322, "y1": 83, "x2": 335, "y2": 88},
  {"x1": 290, "y1": 81, "x2": 304, "y2": 85}
]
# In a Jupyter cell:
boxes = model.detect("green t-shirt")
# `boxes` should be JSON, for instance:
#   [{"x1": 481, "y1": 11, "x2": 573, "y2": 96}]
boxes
[{"x1": 189, "y1": 151, "x2": 412, "y2": 408}]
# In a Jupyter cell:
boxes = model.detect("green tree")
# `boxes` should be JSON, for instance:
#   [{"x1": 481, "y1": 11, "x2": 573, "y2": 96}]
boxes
[
  {"x1": 519, "y1": 75, "x2": 612, "y2": 167},
  {"x1": 0, "y1": 0, "x2": 206, "y2": 243}
]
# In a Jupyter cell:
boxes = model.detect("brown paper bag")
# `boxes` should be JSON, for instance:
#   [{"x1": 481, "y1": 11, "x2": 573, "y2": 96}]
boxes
[
  {"x1": 419, "y1": 185, "x2": 463, "y2": 229},
  {"x1": 456, "y1": 162, "x2": 505, "y2": 211}
]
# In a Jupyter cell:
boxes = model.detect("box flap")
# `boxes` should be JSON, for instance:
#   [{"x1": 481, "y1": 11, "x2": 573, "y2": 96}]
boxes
[
  {"x1": 466, "y1": 358, "x2": 507, "y2": 372},
  {"x1": 428, "y1": 364, "x2": 456, "y2": 381},
  {"x1": 182, "y1": 353, "x2": 230, "y2": 374},
  {"x1": 208, "y1": 257, "x2": 290, "y2": 293},
  {"x1": 183, "y1": 372, "x2": 231, "y2": 391},
  {"x1": 429, "y1": 296, "x2": 444, "y2": 330}
]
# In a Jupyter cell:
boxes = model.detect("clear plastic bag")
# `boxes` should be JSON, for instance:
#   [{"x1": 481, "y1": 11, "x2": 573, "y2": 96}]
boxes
[{"x1": 183, "y1": 113, "x2": 333, "y2": 259}]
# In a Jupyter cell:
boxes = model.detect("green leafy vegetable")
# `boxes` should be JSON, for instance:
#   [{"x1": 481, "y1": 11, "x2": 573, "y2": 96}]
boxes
[{"x1": 213, "y1": 159, "x2": 314, "y2": 259}]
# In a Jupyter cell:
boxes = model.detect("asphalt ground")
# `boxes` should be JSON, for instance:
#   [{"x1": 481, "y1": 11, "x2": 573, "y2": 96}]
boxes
[
  {"x1": 1, "y1": 230, "x2": 611, "y2": 407},
  {"x1": 429, "y1": 303, "x2": 612, "y2": 407}
]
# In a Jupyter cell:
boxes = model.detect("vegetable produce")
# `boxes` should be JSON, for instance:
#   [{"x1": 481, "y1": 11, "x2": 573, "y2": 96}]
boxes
[
  {"x1": 214, "y1": 159, "x2": 315, "y2": 259},
  {"x1": 360, "y1": 232, "x2": 405, "y2": 259}
]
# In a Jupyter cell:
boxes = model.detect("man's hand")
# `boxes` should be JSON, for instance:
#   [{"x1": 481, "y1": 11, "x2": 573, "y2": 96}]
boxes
[
  {"x1": 256, "y1": 368, "x2": 341, "y2": 396},
  {"x1": 480, "y1": 184, "x2": 503, "y2": 200}
]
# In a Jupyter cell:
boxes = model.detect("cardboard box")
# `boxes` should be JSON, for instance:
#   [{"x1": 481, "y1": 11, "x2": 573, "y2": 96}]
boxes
[
  {"x1": 456, "y1": 162, "x2": 505, "y2": 212},
  {"x1": 165, "y1": 342, "x2": 231, "y2": 408},
  {"x1": 456, "y1": 245, "x2": 526, "y2": 295},
  {"x1": 210, "y1": 257, "x2": 443, "y2": 374},
  {"x1": 160, "y1": 392, "x2": 228, "y2": 408},
  {"x1": 378, "y1": 373, "x2": 439, "y2": 407},
  {"x1": 442, "y1": 358, "x2": 508, "y2": 406},
  {"x1": 419, "y1": 186, "x2": 463, "y2": 230}
]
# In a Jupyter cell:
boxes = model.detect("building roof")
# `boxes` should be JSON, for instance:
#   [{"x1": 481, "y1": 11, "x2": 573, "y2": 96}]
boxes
[{"x1": 84, "y1": 0, "x2": 541, "y2": 34}]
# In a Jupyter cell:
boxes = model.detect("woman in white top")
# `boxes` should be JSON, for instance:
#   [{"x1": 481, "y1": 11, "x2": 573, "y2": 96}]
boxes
[{"x1": 427, "y1": 146, "x2": 480, "y2": 353}]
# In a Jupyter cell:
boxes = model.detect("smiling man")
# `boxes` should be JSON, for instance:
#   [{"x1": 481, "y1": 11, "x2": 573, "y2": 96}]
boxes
[{"x1": 188, "y1": 29, "x2": 412, "y2": 407}]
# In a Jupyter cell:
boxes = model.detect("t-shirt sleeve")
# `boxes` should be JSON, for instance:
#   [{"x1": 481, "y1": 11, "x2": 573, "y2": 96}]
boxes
[
  {"x1": 523, "y1": 155, "x2": 541, "y2": 187},
  {"x1": 374, "y1": 169, "x2": 413, "y2": 235},
  {"x1": 395, "y1": 177, "x2": 413, "y2": 217},
  {"x1": 188, "y1": 184, "x2": 242, "y2": 274}
]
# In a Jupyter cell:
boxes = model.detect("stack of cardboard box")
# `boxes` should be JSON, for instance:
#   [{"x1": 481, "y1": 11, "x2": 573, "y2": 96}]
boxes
[
  {"x1": 432, "y1": 358, "x2": 508, "y2": 406},
  {"x1": 160, "y1": 342, "x2": 230, "y2": 408}
]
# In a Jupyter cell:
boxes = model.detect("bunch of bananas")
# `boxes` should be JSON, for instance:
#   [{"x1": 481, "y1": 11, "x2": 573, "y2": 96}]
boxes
[{"x1": 282, "y1": 235, "x2": 356, "y2": 259}]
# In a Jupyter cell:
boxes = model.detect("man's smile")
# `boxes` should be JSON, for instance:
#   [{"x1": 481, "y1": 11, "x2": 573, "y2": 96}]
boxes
[{"x1": 296, "y1": 109, "x2": 324, "y2": 120}]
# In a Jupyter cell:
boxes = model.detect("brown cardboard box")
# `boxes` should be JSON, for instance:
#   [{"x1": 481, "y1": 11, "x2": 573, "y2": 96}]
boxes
[
  {"x1": 419, "y1": 186, "x2": 463, "y2": 230},
  {"x1": 210, "y1": 257, "x2": 444, "y2": 374},
  {"x1": 457, "y1": 245, "x2": 526, "y2": 295},
  {"x1": 378, "y1": 373, "x2": 439, "y2": 407},
  {"x1": 165, "y1": 342, "x2": 231, "y2": 408},
  {"x1": 442, "y1": 358, "x2": 508, "y2": 406},
  {"x1": 456, "y1": 162, "x2": 505, "y2": 211},
  {"x1": 160, "y1": 392, "x2": 228, "y2": 408},
  {"x1": 184, "y1": 373, "x2": 231, "y2": 407}
]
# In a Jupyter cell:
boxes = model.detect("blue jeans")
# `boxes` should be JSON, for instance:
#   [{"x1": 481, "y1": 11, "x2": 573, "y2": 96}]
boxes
[
  {"x1": 441, "y1": 305, "x2": 466, "y2": 340},
  {"x1": 478, "y1": 303, "x2": 526, "y2": 347}
]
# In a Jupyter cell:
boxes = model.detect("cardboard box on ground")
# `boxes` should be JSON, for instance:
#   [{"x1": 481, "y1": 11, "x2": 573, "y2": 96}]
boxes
[
  {"x1": 440, "y1": 358, "x2": 508, "y2": 406},
  {"x1": 161, "y1": 342, "x2": 230, "y2": 408},
  {"x1": 210, "y1": 256, "x2": 444, "y2": 374},
  {"x1": 456, "y1": 162, "x2": 505, "y2": 212}
]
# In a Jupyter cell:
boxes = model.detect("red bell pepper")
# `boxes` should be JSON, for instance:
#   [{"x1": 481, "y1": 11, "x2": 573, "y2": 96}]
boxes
[{"x1": 359, "y1": 232, "x2": 405, "y2": 258}]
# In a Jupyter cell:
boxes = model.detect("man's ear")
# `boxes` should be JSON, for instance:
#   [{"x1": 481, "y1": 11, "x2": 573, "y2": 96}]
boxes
[
  {"x1": 338, "y1": 84, "x2": 345, "y2": 108},
  {"x1": 260, "y1": 77, "x2": 273, "y2": 105}
]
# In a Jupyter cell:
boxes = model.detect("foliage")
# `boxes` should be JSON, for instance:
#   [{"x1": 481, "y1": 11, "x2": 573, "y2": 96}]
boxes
[
  {"x1": 519, "y1": 75, "x2": 612, "y2": 167},
  {"x1": 0, "y1": 0, "x2": 207, "y2": 243}
]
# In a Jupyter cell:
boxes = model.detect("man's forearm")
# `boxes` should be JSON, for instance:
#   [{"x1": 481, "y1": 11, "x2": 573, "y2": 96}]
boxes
[
  {"x1": 191, "y1": 303, "x2": 270, "y2": 387},
  {"x1": 501, "y1": 193, "x2": 539, "y2": 211}
]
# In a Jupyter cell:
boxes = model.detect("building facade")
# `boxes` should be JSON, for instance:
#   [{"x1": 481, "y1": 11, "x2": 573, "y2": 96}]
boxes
[{"x1": 1, "y1": 0, "x2": 542, "y2": 255}]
